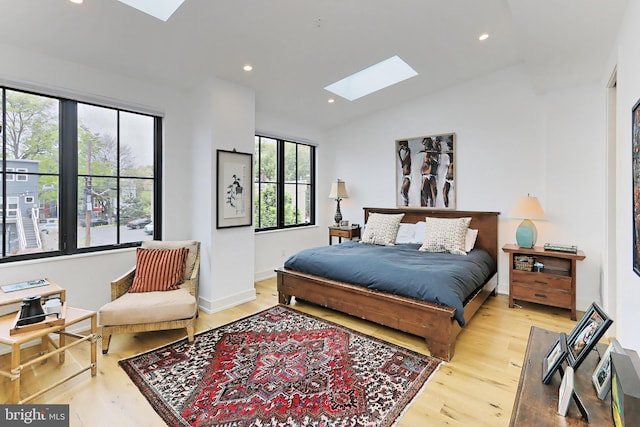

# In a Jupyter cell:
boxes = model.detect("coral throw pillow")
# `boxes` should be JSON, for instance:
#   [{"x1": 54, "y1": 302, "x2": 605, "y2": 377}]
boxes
[{"x1": 129, "y1": 247, "x2": 188, "y2": 293}]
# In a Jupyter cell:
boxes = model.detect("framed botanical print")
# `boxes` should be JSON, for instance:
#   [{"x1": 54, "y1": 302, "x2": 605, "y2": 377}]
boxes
[
  {"x1": 216, "y1": 149, "x2": 253, "y2": 229},
  {"x1": 395, "y1": 133, "x2": 456, "y2": 209}
]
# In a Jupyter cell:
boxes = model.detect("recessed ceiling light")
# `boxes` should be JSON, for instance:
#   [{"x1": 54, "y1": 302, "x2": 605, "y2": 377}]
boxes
[
  {"x1": 324, "y1": 55, "x2": 418, "y2": 101},
  {"x1": 243, "y1": 65, "x2": 253, "y2": 72},
  {"x1": 479, "y1": 33, "x2": 490, "y2": 41},
  {"x1": 117, "y1": 0, "x2": 185, "y2": 21},
  {"x1": 328, "y1": 98, "x2": 335, "y2": 104},
  {"x1": 69, "y1": 0, "x2": 83, "y2": 3}
]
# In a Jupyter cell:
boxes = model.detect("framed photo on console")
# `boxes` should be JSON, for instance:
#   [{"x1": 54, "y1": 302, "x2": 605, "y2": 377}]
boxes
[
  {"x1": 566, "y1": 302, "x2": 613, "y2": 371},
  {"x1": 558, "y1": 366, "x2": 590, "y2": 420},
  {"x1": 592, "y1": 338, "x2": 625, "y2": 400},
  {"x1": 542, "y1": 332, "x2": 568, "y2": 384}
]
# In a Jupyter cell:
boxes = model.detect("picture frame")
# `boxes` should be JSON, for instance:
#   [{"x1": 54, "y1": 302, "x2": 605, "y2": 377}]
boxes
[
  {"x1": 558, "y1": 366, "x2": 590, "y2": 420},
  {"x1": 633, "y1": 98, "x2": 640, "y2": 277},
  {"x1": 216, "y1": 149, "x2": 253, "y2": 229},
  {"x1": 558, "y1": 365, "x2": 574, "y2": 416},
  {"x1": 395, "y1": 133, "x2": 456, "y2": 209},
  {"x1": 542, "y1": 332, "x2": 568, "y2": 384},
  {"x1": 566, "y1": 302, "x2": 613, "y2": 371},
  {"x1": 592, "y1": 338, "x2": 625, "y2": 400}
]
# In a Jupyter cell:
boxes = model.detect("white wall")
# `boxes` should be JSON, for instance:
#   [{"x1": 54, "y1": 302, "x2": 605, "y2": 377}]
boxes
[
  {"x1": 190, "y1": 78, "x2": 257, "y2": 312},
  {"x1": 325, "y1": 64, "x2": 605, "y2": 312},
  {"x1": 610, "y1": 0, "x2": 640, "y2": 352}
]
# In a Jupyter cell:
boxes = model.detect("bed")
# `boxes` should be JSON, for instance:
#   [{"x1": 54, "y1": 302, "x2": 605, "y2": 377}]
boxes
[{"x1": 276, "y1": 207, "x2": 499, "y2": 361}]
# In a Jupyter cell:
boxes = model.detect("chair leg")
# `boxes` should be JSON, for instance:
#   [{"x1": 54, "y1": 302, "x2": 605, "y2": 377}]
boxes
[
  {"x1": 102, "y1": 332, "x2": 112, "y2": 354},
  {"x1": 186, "y1": 324, "x2": 195, "y2": 343}
]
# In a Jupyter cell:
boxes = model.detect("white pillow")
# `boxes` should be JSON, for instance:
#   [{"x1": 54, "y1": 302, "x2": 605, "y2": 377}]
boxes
[
  {"x1": 413, "y1": 221, "x2": 427, "y2": 244},
  {"x1": 361, "y1": 213, "x2": 405, "y2": 245},
  {"x1": 395, "y1": 223, "x2": 416, "y2": 244},
  {"x1": 465, "y1": 228, "x2": 478, "y2": 252},
  {"x1": 419, "y1": 217, "x2": 471, "y2": 255}
]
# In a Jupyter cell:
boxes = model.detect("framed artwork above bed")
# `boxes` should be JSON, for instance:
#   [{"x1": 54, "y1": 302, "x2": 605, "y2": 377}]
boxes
[{"x1": 396, "y1": 133, "x2": 456, "y2": 209}]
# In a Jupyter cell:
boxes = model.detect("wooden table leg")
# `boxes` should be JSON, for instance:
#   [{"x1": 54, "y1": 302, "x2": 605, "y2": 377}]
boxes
[
  {"x1": 90, "y1": 314, "x2": 97, "y2": 376},
  {"x1": 40, "y1": 335, "x2": 48, "y2": 365},
  {"x1": 59, "y1": 327, "x2": 66, "y2": 364},
  {"x1": 11, "y1": 342, "x2": 21, "y2": 404}
]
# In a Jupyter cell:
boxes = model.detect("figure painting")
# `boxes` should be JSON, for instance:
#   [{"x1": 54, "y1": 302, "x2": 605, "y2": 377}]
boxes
[{"x1": 396, "y1": 133, "x2": 455, "y2": 209}]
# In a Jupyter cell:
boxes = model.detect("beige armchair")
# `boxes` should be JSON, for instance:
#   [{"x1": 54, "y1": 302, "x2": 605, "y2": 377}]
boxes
[{"x1": 99, "y1": 240, "x2": 200, "y2": 354}]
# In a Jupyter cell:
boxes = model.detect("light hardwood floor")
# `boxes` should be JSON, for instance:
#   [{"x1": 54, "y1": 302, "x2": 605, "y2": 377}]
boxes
[{"x1": 0, "y1": 278, "x2": 580, "y2": 426}]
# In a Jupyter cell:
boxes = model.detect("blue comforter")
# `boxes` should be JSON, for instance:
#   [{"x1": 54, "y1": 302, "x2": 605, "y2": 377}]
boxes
[{"x1": 284, "y1": 241, "x2": 496, "y2": 326}]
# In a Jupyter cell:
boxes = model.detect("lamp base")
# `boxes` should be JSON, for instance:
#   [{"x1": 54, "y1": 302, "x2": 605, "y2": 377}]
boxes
[
  {"x1": 516, "y1": 219, "x2": 537, "y2": 249},
  {"x1": 334, "y1": 199, "x2": 343, "y2": 225}
]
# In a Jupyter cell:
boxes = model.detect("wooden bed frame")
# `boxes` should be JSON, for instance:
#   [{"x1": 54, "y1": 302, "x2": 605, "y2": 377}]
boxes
[{"x1": 276, "y1": 207, "x2": 500, "y2": 361}]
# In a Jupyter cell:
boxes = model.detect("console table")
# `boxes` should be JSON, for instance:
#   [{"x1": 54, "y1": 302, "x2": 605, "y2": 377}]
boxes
[
  {"x1": 510, "y1": 326, "x2": 611, "y2": 426},
  {"x1": 0, "y1": 280, "x2": 96, "y2": 403}
]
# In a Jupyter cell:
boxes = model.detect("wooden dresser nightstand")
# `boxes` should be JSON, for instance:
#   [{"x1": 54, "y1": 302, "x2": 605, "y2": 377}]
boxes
[
  {"x1": 328, "y1": 226, "x2": 361, "y2": 245},
  {"x1": 502, "y1": 244, "x2": 585, "y2": 320}
]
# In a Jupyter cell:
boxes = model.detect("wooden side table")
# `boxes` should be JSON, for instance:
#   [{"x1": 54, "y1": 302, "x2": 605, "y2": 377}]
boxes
[
  {"x1": 510, "y1": 326, "x2": 611, "y2": 426},
  {"x1": 0, "y1": 306, "x2": 97, "y2": 403},
  {"x1": 502, "y1": 244, "x2": 585, "y2": 320},
  {"x1": 328, "y1": 226, "x2": 361, "y2": 245},
  {"x1": 0, "y1": 278, "x2": 66, "y2": 305}
]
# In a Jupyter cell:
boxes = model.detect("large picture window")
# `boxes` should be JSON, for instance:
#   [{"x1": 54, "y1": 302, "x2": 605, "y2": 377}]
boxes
[
  {"x1": 254, "y1": 135, "x2": 315, "y2": 231},
  {"x1": 0, "y1": 87, "x2": 161, "y2": 262}
]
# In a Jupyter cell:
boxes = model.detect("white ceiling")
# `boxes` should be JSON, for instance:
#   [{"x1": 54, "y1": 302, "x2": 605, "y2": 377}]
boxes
[{"x1": 0, "y1": 0, "x2": 629, "y2": 129}]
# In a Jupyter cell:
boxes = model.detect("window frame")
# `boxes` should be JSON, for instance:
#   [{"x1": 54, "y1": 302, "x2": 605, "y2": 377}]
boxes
[
  {"x1": 254, "y1": 134, "x2": 316, "y2": 232},
  {"x1": 0, "y1": 86, "x2": 162, "y2": 263}
]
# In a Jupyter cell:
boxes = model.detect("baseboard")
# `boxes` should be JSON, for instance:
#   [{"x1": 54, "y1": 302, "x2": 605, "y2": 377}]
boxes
[
  {"x1": 254, "y1": 268, "x2": 277, "y2": 282},
  {"x1": 198, "y1": 288, "x2": 257, "y2": 314}
]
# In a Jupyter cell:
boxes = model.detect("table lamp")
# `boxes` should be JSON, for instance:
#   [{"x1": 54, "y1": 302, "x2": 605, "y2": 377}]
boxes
[
  {"x1": 329, "y1": 179, "x2": 348, "y2": 225},
  {"x1": 510, "y1": 195, "x2": 546, "y2": 248}
]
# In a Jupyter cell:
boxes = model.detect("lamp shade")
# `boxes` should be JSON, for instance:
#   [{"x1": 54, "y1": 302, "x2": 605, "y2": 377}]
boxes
[
  {"x1": 329, "y1": 180, "x2": 349, "y2": 199},
  {"x1": 510, "y1": 196, "x2": 546, "y2": 220},
  {"x1": 510, "y1": 195, "x2": 546, "y2": 248}
]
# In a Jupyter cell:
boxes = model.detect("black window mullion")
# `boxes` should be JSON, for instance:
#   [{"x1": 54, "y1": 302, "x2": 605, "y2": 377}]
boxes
[
  {"x1": 59, "y1": 100, "x2": 78, "y2": 254},
  {"x1": 153, "y1": 116, "x2": 162, "y2": 240},
  {"x1": 1, "y1": 88, "x2": 5, "y2": 258},
  {"x1": 277, "y1": 139, "x2": 285, "y2": 228},
  {"x1": 256, "y1": 136, "x2": 261, "y2": 229}
]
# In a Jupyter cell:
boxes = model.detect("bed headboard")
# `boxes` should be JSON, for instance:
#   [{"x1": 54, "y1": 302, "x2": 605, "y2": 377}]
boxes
[{"x1": 363, "y1": 207, "x2": 500, "y2": 264}]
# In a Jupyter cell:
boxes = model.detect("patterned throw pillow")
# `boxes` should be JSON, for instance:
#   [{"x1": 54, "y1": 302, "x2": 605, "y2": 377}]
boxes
[
  {"x1": 361, "y1": 213, "x2": 405, "y2": 245},
  {"x1": 129, "y1": 247, "x2": 188, "y2": 293},
  {"x1": 419, "y1": 217, "x2": 472, "y2": 255}
]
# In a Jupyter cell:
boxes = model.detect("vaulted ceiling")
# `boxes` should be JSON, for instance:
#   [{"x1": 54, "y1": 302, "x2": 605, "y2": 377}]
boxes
[{"x1": 0, "y1": 0, "x2": 628, "y2": 129}]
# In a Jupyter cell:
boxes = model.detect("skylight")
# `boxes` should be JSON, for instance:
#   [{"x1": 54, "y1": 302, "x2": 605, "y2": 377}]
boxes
[
  {"x1": 117, "y1": 0, "x2": 186, "y2": 21},
  {"x1": 324, "y1": 56, "x2": 418, "y2": 101}
]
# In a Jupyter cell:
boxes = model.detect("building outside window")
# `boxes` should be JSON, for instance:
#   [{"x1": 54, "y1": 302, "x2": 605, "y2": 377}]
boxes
[
  {"x1": 0, "y1": 87, "x2": 161, "y2": 261},
  {"x1": 254, "y1": 135, "x2": 315, "y2": 231}
]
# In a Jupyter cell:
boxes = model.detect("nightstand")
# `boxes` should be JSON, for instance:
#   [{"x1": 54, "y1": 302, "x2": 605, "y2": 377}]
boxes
[
  {"x1": 502, "y1": 244, "x2": 586, "y2": 320},
  {"x1": 328, "y1": 226, "x2": 361, "y2": 245}
]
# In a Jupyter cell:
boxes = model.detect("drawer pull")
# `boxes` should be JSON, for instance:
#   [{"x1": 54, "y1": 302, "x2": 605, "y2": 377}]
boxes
[
  {"x1": 534, "y1": 293, "x2": 547, "y2": 298},
  {"x1": 534, "y1": 280, "x2": 547, "y2": 285}
]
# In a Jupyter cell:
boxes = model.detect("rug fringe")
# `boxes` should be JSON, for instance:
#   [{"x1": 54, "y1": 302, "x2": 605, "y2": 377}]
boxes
[{"x1": 391, "y1": 360, "x2": 445, "y2": 426}]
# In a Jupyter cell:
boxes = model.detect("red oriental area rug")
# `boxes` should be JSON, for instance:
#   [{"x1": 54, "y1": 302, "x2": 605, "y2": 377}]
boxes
[{"x1": 119, "y1": 305, "x2": 441, "y2": 427}]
